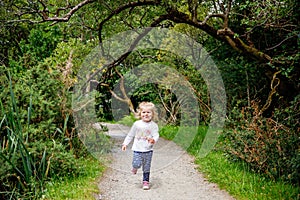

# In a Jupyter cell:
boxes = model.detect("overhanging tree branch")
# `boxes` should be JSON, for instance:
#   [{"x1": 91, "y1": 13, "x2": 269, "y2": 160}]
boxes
[
  {"x1": 39, "y1": 0, "x2": 96, "y2": 22},
  {"x1": 165, "y1": 8, "x2": 273, "y2": 63},
  {"x1": 98, "y1": 0, "x2": 161, "y2": 54},
  {"x1": 83, "y1": 13, "x2": 169, "y2": 91}
]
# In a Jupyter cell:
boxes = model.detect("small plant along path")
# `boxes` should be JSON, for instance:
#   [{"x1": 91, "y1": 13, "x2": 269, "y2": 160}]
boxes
[{"x1": 96, "y1": 123, "x2": 235, "y2": 200}]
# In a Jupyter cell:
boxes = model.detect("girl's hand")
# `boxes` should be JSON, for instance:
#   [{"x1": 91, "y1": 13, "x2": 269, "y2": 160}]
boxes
[
  {"x1": 147, "y1": 138, "x2": 155, "y2": 144},
  {"x1": 121, "y1": 145, "x2": 127, "y2": 151}
]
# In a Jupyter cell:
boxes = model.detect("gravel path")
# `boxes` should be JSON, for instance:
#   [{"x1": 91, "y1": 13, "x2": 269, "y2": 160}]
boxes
[{"x1": 96, "y1": 123, "x2": 235, "y2": 200}]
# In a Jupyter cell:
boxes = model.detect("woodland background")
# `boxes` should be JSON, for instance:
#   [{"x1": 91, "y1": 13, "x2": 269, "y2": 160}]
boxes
[{"x1": 0, "y1": 0, "x2": 299, "y2": 199}]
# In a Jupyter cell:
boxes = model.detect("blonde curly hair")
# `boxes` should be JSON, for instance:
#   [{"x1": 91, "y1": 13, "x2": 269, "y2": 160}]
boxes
[{"x1": 135, "y1": 102, "x2": 158, "y2": 121}]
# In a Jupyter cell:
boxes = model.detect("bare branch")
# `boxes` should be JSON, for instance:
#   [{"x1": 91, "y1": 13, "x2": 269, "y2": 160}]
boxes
[
  {"x1": 224, "y1": 0, "x2": 232, "y2": 28},
  {"x1": 218, "y1": 0, "x2": 225, "y2": 13},
  {"x1": 188, "y1": 0, "x2": 198, "y2": 22},
  {"x1": 100, "y1": 80, "x2": 136, "y2": 114},
  {"x1": 225, "y1": 0, "x2": 232, "y2": 16},
  {"x1": 198, "y1": 13, "x2": 225, "y2": 26},
  {"x1": 6, "y1": 0, "x2": 96, "y2": 24},
  {"x1": 259, "y1": 71, "x2": 281, "y2": 116},
  {"x1": 40, "y1": 0, "x2": 97, "y2": 22},
  {"x1": 265, "y1": 34, "x2": 297, "y2": 51},
  {"x1": 98, "y1": 0, "x2": 161, "y2": 44}
]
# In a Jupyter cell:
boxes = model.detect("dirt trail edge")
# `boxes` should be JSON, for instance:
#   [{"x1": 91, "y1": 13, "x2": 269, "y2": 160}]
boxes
[{"x1": 96, "y1": 123, "x2": 235, "y2": 200}]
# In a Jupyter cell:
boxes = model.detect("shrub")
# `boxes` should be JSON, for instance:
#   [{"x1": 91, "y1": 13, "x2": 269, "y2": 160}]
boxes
[
  {"x1": 0, "y1": 71, "x2": 83, "y2": 199},
  {"x1": 0, "y1": 37, "x2": 95, "y2": 199},
  {"x1": 224, "y1": 99, "x2": 300, "y2": 185}
]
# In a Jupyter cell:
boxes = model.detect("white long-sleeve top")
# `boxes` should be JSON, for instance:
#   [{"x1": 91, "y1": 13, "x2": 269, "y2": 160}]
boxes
[{"x1": 123, "y1": 120, "x2": 159, "y2": 152}]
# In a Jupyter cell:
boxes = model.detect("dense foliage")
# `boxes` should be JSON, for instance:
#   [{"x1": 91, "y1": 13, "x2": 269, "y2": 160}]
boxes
[
  {"x1": 0, "y1": 0, "x2": 299, "y2": 198},
  {"x1": 0, "y1": 30, "x2": 103, "y2": 198}
]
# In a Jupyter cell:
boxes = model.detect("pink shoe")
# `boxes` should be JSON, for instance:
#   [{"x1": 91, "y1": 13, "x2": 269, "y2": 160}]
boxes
[
  {"x1": 131, "y1": 168, "x2": 137, "y2": 174},
  {"x1": 143, "y1": 181, "x2": 150, "y2": 190}
]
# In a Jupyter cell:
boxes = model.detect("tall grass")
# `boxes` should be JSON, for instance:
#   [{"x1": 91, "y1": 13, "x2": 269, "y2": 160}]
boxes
[{"x1": 0, "y1": 73, "x2": 48, "y2": 199}]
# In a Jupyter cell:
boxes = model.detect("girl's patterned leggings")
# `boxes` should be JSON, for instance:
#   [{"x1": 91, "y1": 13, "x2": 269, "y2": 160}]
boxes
[{"x1": 132, "y1": 151, "x2": 153, "y2": 182}]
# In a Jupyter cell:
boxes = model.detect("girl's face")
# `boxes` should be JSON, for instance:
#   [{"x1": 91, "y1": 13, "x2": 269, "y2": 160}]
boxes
[{"x1": 140, "y1": 108, "x2": 153, "y2": 122}]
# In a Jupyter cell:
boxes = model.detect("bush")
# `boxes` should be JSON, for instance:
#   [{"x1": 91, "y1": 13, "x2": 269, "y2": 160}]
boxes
[
  {"x1": 224, "y1": 99, "x2": 300, "y2": 185},
  {"x1": 0, "y1": 37, "x2": 95, "y2": 199},
  {"x1": 0, "y1": 72, "x2": 84, "y2": 199}
]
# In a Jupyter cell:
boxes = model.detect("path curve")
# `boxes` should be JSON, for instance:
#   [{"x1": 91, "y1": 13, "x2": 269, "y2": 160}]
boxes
[{"x1": 96, "y1": 123, "x2": 235, "y2": 200}]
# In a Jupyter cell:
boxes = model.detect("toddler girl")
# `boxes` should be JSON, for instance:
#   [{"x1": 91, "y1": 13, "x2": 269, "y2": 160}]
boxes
[{"x1": 121, "y1": 102, "x2": 159, "y2": 190}]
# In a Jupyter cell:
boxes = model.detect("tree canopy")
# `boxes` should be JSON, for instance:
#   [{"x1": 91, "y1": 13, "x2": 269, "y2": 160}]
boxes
[{"x1": 1, "y1": 0, "x2": 299, "y2": 97}]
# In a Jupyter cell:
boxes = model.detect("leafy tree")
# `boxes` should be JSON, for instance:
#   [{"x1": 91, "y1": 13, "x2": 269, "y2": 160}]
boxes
[
  {"x1": 2, "y1": 0, "x2": 298, "y2": 108},
  {"x1": 1, "y1": 0, "x2": 298, "y2": 98}
]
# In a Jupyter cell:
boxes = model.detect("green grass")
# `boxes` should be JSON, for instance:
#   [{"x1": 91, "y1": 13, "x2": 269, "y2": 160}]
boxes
[
  {"x1": 42, "y1": 155, "x2": 106, "y2": 200},
  {"x1": 160, "y1": 125, "x2": 300, "y2": 200},
  {"x1": 195, "y1": 151, "x2": 300, "y2": 200},
  {"x1": 117, "y1": 114, "x2": 137, "y2": 126}
]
